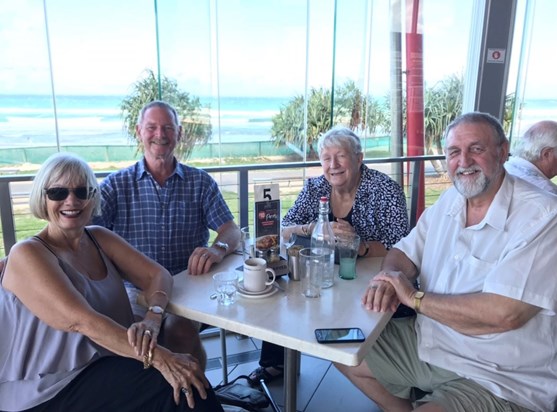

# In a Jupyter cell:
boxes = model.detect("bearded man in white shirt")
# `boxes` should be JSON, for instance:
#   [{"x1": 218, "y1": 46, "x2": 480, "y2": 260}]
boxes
[{"x1": 336, "y1": 112, "x2": 557, "y2": 412}]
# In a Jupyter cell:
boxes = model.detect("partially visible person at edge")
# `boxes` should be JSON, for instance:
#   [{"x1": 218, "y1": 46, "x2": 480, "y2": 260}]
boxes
[
  {"x1": 336, "y1": 112, "x2": 557, "y2": 412},
  {"x1": 248, "y1": 125, "x2": 410, "y2": 385},
  {"x1": 504, "y1": 119, "x2": 557, "y2": 194},
  {"x1": 0, "y1": 152, "x2": 223, "y2": 412},
  {"x1": 93, "y1": 100, "x2": 241, "y2": 368}
]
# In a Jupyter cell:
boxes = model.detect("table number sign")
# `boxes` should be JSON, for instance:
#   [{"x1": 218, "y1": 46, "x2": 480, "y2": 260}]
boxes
[
  {"x1": 253, "y1": 183, "x2": 288, "y2": 276},
  {"x1": 254, "y1": 183, "x2": 280, "y2": 241}
]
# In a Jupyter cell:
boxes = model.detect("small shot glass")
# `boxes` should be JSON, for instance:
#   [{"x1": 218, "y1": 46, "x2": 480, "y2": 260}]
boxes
[{"x1": 212, "y1": 271, "x2": 239, "y2": 306}]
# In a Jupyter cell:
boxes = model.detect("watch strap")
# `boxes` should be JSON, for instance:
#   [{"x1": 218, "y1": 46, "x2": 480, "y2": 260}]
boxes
[{"x1": 414, "y1": 291, "x2": 425, "y2": 312}]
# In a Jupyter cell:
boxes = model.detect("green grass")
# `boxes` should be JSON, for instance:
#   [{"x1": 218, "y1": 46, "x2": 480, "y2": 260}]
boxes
[
  {"x1": 4, "y1": 188, "x2": 442, "y2": 251},
  {"x1": 1, "y1": 183, "x2": 445, "y2": 258},
  {"x1": 0, "y1": 190, "x2": 301, "y2": 257},
  {"x1": 12, "y1": 214, "x2": 46, "y2": 236},
  {"x1": 425, "y1": 187, "x2": 447, "y2": 207}
]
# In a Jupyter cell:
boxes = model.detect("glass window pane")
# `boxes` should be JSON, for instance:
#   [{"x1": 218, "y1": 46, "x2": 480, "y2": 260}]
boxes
[
  {"x1": 0, "y1": 3, "x2": 57, "y2": 150},
  {"x1": 508, "y1": 0, "x2": 557, "y2": 140},
  {"x1": 46, "y1": 0, "x2": 155, "y2": 153}
]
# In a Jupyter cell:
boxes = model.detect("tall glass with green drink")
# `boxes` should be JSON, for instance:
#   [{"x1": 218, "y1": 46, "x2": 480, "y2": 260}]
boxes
[{"x1": 336, "y1": 233, "x2": 360, "y2": 280}]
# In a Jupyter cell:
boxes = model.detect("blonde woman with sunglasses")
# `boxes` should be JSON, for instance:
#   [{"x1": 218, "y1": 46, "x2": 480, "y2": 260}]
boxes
[{"x1": 0, "y1": 152, "x2": 223, "y2": 412}]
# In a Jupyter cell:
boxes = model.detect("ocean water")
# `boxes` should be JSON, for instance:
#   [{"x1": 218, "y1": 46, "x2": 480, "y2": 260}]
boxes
[
  {"x1": 0, "y1": 95, "x2": 555, "y2": 148},
  {"x1": 0, "y1": 95, "x2": 289, "y2": 148},
  {"x1": 512, "y1": 98, "x2": 557, "y2": 133}
]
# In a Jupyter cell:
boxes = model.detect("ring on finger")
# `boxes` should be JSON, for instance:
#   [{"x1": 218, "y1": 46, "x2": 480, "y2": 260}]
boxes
[
  {"x1": 370, "y1": 285, "x2": 378, "y2": 289},
  {"x1": 181, "y1": 387, "x2": 190, "y2": 396},
  {"x1": 144, "y1": 329, "x2": 152, "y2": 337}
]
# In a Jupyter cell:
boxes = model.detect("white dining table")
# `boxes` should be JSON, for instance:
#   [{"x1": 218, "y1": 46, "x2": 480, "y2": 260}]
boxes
[{"x1": 167, "y1": 253, "x2": 392, "y2": 412}]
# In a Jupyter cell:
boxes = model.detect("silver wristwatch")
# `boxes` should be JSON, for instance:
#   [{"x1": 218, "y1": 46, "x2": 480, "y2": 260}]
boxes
[
  {"x1": 148, "y1": 305, "x2": 164, "y2": 315},
  {"x1": 213, "y1": 241, "x2": 229, "y2": 253}
]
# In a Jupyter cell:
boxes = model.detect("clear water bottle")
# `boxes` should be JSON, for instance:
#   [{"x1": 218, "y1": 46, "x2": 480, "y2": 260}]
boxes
[{"x1": 311, "y1": 196, "x2": 335, "y2": 288}]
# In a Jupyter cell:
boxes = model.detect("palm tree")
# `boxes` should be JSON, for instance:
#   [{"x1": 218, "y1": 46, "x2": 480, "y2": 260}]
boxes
[
  {"x1": 422, "y1": 74, "x2": 515, "y2": 174},
  {"x1": 270, "y1": 87, "x2": 330, "y2": 159},
  {"x1": 120, "y1": 69, "x2": 211, "y2": 160},
  {"x1": 271, "y1": 81, "x2": 387, "y2": 159},
  {"x1": 503, "y1": 92, "x2": 515, "y2": 135},
  {"x1": 423, "y1": 74, "x2": 464, "y2": 173},
  {"x1": 271, "y1": 74, "x2": 514, "y2": 167}
]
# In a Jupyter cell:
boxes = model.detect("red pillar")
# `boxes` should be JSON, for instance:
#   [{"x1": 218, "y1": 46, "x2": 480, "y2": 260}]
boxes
[{"x1": 405, "y1": 0, "x2": 425, "y2": 220}]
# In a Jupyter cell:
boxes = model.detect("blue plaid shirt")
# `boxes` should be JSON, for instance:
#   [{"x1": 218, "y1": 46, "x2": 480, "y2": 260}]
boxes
[{"x1": 93, "y1": 158, "x2": 234, "y2": 275}]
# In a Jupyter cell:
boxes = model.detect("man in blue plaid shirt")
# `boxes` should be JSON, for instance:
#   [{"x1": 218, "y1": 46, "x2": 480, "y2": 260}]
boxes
[{"x1": 94, "y1": 100, "x2": 240, "y2": 368}]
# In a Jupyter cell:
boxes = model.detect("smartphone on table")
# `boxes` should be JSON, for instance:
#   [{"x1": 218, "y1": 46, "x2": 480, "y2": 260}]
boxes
[{"x1": 314, "y1": 327, "x2": 366, "y2": 344}]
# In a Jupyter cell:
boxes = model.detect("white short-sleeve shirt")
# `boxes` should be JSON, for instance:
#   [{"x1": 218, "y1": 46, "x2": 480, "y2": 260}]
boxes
[{"x1": 395, "y1": 173, "x2": 557, "y2": 411}]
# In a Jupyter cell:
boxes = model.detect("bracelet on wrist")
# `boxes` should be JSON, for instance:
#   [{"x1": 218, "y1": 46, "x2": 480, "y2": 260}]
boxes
[
  {"x1": 143, "y1": 347, "x2": 154, "y2": 369},
  {"x1": 149, "y1": 290, "x2": 168, "y2": 300}
]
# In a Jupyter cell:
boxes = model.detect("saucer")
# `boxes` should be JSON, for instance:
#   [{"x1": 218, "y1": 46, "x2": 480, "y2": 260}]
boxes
[{"x1": 237, "y1": 282, "x2": 277, "y2": 299}]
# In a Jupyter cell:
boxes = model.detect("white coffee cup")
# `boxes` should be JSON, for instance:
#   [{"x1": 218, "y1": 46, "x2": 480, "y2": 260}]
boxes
[{"x1": 243, "y1": 257, "x2": 276, "y2": 292}]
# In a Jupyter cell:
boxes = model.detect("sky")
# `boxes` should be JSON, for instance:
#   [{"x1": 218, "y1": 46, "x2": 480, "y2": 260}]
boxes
[{"x1": 0, "y1": 0, "x2": 554, "y2": 99}]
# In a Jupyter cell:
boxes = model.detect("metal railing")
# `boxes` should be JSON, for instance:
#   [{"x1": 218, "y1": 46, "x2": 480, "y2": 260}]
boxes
[{"x1": 0, "y1": 155, "x2": 445, "y2": 256}]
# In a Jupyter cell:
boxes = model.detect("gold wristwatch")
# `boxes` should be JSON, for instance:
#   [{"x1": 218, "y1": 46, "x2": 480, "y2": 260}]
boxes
[{"x1": 414, "y1": 291, "x2": 425, "y2": 312}]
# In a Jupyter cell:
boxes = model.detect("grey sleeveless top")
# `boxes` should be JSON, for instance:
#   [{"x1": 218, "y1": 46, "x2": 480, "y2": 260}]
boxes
[{"x1": 0, "y1": 229, "x2": 135, "y2": 411}]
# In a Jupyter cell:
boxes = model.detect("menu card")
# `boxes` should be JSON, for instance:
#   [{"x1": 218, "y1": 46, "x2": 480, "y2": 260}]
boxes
[{"x1": 254, "y1": 183, "x2": 280, "y2": 242}]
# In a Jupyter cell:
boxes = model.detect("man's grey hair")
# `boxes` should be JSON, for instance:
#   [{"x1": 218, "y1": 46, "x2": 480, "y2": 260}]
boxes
[
  {"x1": 137, "y1": 100, "x2": 180, "y2": 126},
  {"x1": 511, "y1": 120, "x2": 557, "y2": 162},
  {"x1": 443, "y1": 112, "x2": 508, "y2": 148}
]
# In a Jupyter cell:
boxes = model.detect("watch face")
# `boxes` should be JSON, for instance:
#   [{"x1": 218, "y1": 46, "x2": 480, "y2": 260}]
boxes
[
  {"x1": 149, "y1": 305, "x2": 164, "y2": 314},
  {"x1": 215, "y1": 241, "x2": 229, "y2": 251}
]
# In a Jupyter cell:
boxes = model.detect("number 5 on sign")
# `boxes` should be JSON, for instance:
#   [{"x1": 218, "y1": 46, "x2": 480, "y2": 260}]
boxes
[{"x1": 254, "y1": 184, "x2": 279, "y2": 202}]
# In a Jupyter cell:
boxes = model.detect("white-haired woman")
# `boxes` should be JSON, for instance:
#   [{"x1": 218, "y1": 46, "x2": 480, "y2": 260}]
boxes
[
  {"x1": 249, "y1": 125, "x2": 410, "y2": 384},
  {"x1": 0, "y1": 153, "x2": 223, "y2": 412}
]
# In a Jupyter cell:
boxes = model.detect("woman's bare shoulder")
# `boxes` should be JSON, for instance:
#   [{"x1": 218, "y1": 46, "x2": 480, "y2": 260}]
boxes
[
  {"x1": 9, "y1": 236, "x2": 47, "y2": 258},
  {"x1": 3, "y1": 237, "x2": 57, "y2": 290}
]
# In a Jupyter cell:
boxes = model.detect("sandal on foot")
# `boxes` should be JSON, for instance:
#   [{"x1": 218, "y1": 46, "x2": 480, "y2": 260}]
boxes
[{"x1": 248, "y1": 366, "x2": 284, "y2": 385}]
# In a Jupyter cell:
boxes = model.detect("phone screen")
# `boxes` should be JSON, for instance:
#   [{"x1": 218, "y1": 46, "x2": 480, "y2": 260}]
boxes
[{"x1": 314, "y1": 328, "x2": 366, "y2": 344}]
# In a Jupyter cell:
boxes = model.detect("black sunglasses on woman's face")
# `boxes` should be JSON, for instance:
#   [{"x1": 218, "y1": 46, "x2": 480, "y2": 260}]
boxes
[{"x1": 44, "y1": 187, "x2": 96, "y2": 201}]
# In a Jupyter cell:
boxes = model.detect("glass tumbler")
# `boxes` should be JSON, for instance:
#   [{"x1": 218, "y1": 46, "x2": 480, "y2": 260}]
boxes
[
  {"x1": 213, "y1": 271, "x2": 239, "y2": 306},
  {"x1": 240, "y1": 226, "x2": 254, "y2": 262},
  {"x1": 336, "y1": 233, "x2": 360, "y2": 280},
  {"x1": 299, "y1": 248, "x2": 325, "y2": 298}
]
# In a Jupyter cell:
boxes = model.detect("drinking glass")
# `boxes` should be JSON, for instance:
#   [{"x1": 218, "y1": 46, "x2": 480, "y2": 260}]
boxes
[
  {"x1": 336, "y1": 233, "x2": 360, "y2": 280},
  {"x1": 240, "y1": 226, "x2": 254, "y2": 262},
  {"x1": 299, "y1": 248, "x2": 324, "y2": 298},
  {"x1": 213, "y1": 271, "x2": 239, "y2": 306},
  {"x1": 281, "y1": 226, "x2": 297, "y2": 254}
]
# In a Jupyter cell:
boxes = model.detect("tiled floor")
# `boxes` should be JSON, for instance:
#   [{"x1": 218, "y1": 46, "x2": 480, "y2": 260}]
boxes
[{"x1": 201, "y1": 328, "x2": 382, "y2": 412}]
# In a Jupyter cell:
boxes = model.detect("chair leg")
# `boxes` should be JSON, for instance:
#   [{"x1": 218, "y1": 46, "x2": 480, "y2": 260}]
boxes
[
  {"x1": 220, "y1": 328, "x2": 228, "y2": 384},
  {"x1": 260, "y1": 379, "x2": 281, "y2": 412}
]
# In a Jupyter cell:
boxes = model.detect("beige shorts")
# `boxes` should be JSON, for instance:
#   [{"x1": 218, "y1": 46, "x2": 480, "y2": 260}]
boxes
[{"x1": 365, "y1": 317, "x2": 532, "y2": 412}]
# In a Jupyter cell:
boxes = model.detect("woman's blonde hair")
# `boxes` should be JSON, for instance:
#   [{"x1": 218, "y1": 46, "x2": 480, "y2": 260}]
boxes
[{"x1": 29, "y1": 152, "x2": 101, "y2": 220}]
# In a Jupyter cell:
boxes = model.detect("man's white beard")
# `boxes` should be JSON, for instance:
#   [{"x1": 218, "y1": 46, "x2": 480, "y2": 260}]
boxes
[{"x1": 453, "y1": 166, "x2": 490, "y2": 199}]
